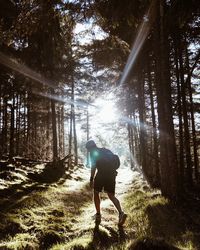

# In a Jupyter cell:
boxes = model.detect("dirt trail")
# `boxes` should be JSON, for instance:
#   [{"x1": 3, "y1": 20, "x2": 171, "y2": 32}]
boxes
[
  {"x1": 79, "y1": 165, "x2": 135, "y2": 224},
  {"x1": 61, "y1": 165, "x2": 139, "y2": 249}
]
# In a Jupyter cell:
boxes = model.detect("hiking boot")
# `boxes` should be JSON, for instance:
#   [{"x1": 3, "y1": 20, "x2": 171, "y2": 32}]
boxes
[
  {"x1": 118, "y1": 212, "x2": 127, "y2": 226},
  {"x1": 95, "y1": 213, "x2": 101, "y2": 225}
]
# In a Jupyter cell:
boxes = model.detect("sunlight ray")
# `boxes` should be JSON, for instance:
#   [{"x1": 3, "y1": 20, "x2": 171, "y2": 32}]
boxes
[
  {"x1": 118, "y1": 0, "x2": 156, "y2": 86},
  {"x1": 0, "y1": 52, "x2": 98, "y2": 109},
  {"x1": 32, "y1": 90, "x2": 96, "y2": 109},
  {"x1": 119, "y1": 116, "x2": 154, "y2": 133},
  {"x1": 0, "y1": 51, "x2": 55, "y2": 88}
]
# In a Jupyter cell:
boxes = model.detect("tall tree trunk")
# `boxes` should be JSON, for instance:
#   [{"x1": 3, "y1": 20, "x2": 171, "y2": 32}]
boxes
[
  {"x1": 185, "y1": 46, "x2": 199, "y2": 180},
  {"x1": 9, "y1": 101, "x2": 15, "y2": 160},
  {"x1": 71, "y1": 78, "x2": 78, "y2": 165},
  {"x1": 27, "y1": 91, "x2": 31, "y2": 157},
  {"x1": 173, "y1": 35, "x2": 184, "y2": 189},
  {"x1": 133, "y1": 112, "x2": 139, "y2": 161},
  {"x1": 72, "y1": 108, "x2": 78, "y2": 165},
  {"x1": 126, "y1": 89, "x2": 135, "y2": 168},
  {"x1": 86, "y1": 107, "x2": 90, "y2": 166},
  {"x1": 58, "y1": 105, "x2": 61, "y2": 158},
  {"x1": 154, "y1": 0, "x2": 179, "y2": 198},
  {"x1": 177, "y1": 32, "x2": 193, "y2": 185},
  {"x1": 161, "y1": 0, "x2": 179, "y2": 198},
  {"x1": 3, "y1": 97, "x2": 8, "y2": 155},
  {"x1": 137, "y1": 68, "x2": 148, "y2": 179},
  {"x1": 46, "y1": 103, "x2": 51, "y2": 160},
  {"x1": 86, "y1": 107, "x2": 89, "y2": 141},
  {"x1": 16, "y1": 93, "x2": 20, "y2": 155},
  {"x1": 60, "y1": 105, "x2": 65, "y2": 158},
  {"x1": 128, "y1": 121, "x2": 135, "y2": 168},
  {"x1": 154, "y1": 4, "x2": 169, "y2": 196},
  {"x1": 147, "y1": 60, "x2": 160, "y2": 186},
  {"x1": 57, "y1": 104, "x2": 65, "y2": 159},
  {"x1": 0, "y1": 83, "x2": 2, "y2": 157},
  {"x1": 69, "y1": 106, "x2": 73, "y2": 156},
  {"x1": 51, "y1": 89, "x2": 58, "y2": 161},
  {"x1": 23, "y1": 92, "x2": 26, "y2": 153}
]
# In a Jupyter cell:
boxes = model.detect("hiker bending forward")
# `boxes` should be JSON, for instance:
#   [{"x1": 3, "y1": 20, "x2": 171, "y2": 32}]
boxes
[{"x1": 86, "y1": 140, "x2": 127, "y2": 226}]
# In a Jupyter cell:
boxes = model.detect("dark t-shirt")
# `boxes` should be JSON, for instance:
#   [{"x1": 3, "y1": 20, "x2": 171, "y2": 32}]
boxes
[{"x1": 90, "y1": 148, "x2": 116, "y2": 176}]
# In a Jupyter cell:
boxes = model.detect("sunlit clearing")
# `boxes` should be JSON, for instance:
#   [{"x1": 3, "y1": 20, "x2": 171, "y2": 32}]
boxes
[{"x1": 86, "y1": 92, "x2": 127, "y2": 154}]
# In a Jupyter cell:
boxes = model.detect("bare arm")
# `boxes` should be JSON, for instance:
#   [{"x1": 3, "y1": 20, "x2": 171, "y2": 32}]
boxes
[{"x1": 90, "y1": 167, "x2": 96, "y2": 181}]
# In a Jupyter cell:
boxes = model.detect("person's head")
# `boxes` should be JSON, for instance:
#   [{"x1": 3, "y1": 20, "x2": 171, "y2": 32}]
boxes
[{"x1": 85, "y1": 140, "x2": 97, "y2": 152}]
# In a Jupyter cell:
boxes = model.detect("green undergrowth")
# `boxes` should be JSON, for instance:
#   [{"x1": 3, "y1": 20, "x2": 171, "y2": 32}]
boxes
[
  {"x1": 51, "y1": 181, "x2": 200, "y2": 250},
  {"x1": 123, "y1": 183, "x2": 200, "y2": 250},
  {"x1": 0, "y1": 167, "x2": 200, "y2": 250},
  {"x1": 0, "y1": 179, "x2": 92, "y2": 250}
]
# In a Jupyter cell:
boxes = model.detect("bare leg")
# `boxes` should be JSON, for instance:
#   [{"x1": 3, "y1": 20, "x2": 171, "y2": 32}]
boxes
[
  {"x1": 107, "y1": 192, "x2": 122, "y2": 214},
  {"x1": 94, "y1": 190, "x2": 101, "y2": 214}
]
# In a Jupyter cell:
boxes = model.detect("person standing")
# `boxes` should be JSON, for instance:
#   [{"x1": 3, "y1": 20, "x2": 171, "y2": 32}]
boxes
[{"x1": 86, "y1": 140, "x2": 127, "y2": 226}]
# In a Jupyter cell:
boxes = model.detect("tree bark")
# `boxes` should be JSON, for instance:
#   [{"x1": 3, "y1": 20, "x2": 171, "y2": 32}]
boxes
[{"x1": 153, "y1": 0, "x2": 179, "y2": 198}]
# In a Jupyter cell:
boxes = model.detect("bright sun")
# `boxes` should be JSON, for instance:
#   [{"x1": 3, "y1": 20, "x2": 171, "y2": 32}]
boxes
[
  {"x1": 98, "y1": 100, "x2": 117, "y2": 123},
  {"x1": 93, "y1": 97, "x2": 118, "y2": 124}
]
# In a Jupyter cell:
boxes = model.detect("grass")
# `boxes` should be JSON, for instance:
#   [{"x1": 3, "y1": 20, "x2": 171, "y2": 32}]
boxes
[
  {"x1": 0, "y1": 167, "x2": 92, "y2": 249},
  {"x1": 0, "y1": 163, "x2": 200, "y2": 249},
  {"x1": 123, "y1": 181, "x2": 200, "y2": 250}
]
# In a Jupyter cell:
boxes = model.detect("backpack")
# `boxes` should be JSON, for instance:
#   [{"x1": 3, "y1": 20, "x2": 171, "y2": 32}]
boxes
[{"x1": 96, "y1": 148, "x2": 120, "y2": 173}]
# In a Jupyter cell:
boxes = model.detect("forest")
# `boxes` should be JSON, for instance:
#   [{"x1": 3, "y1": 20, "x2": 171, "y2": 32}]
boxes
[{"x1": 0, "y1": 0, "x2": 200, "y2": 249}]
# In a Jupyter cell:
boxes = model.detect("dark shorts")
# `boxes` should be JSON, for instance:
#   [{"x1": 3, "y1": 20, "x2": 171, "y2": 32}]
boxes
[{"x1": 94, "y1": 173, "x2": 116, "y2": 194}]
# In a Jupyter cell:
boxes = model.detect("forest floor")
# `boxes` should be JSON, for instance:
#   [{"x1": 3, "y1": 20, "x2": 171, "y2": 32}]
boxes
[{"x1": 0, "y1": 159, "x2": 200, "y2": 250}]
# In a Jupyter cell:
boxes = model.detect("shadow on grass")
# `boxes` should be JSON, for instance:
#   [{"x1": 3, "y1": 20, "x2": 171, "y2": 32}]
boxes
[
  {"x1": 0, "y1": 160, "x2": 93, "y2": 249},
  {"x1": 0, "y1": 160, "x2": 71, "y2": 213},
  {"x1": 84, "y1": 224, "x2": 127, "y2": 249},
  {"x1": 127, "y1": 237, "x2": 180, "y2": 250},
  {"x1": 39, "y1": 230, "x2": 65, "y2": 249},
  {"x1": 28, "y1": 161, "x2": 66, "y2": 184},
  {"x1": 0, "y1": 181, "x2": 49, "y2": 243},
  {"x1": 0, "y1": 182, "x2": 47, "y2": 212},
  {"x1": 145, "y1": 199, "x2": 200, "y2": 249}
]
